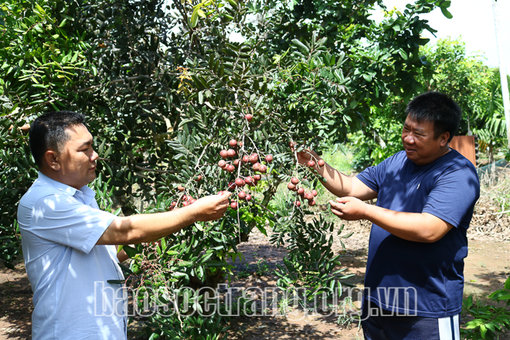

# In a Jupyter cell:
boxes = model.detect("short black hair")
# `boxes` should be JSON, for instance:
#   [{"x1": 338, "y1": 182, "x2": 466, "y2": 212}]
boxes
[
  {"x1": 29, "y1": 111, "x2": 86, "y2": 167},
  {"x1": 405, "y1": 92, "x2": 461, "y2": 142}
]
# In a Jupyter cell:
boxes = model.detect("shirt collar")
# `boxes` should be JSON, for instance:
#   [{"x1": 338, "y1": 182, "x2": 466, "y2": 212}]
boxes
[{"x1": 37, "y1": 172, "x2": 96, "y2": 203}]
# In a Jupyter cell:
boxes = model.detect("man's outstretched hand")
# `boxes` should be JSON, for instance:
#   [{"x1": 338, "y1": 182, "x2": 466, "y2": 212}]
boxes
[
  {"x1": 290, "y1": 141, "x2": 320, "y2": 166},
  {"x1": 192, "y1": 192, "x2": 231, "y2": 222}
]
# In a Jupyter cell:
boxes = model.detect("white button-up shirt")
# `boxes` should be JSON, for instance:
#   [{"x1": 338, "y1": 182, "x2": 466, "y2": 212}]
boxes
[{"x1": 18, "y1": 172, "x2": 126, "y2": 340}]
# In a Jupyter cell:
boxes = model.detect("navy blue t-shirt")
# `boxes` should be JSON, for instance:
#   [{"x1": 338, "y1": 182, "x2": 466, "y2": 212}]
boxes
[{"x1": 357, "y1": 149, "x2": 480, "y2": 317}]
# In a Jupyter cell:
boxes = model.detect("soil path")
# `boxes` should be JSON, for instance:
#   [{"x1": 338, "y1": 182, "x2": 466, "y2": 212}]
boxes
[
  {"x1": 224, "y1": 223, "x2": 510, "y2": 340},
  {"x1": 2, "y1": 221, "x2": 509, "y2": 340}
]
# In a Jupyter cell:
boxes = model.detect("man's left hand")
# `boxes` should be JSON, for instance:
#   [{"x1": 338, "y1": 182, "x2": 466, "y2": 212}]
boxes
[{"x1": 329, "y1": 197, "x2": 367, "y2": 221}]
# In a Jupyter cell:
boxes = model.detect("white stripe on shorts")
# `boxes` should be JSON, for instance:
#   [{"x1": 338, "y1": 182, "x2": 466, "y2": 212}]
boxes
[{"x1": 438, "y1": 314, "x2": 460, "y2": 340}]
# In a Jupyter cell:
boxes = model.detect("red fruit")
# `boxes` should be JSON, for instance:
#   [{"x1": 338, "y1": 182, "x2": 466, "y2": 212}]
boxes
[
  {"x1": 246, "y1": 194, "x2": 252, "y2": 201},
  {"x1": 195, "y1": 175, "x2": 202, "y2": 182},
  {"x1": 218, "y1": 160, "x2": 227, "y2": 168},
  {"x1": 297, "y1": 187, "x2": 305, "y2": 196},
  {"x1": 178, "y1": 185, "x2": 185, "y2": 192},
  {"x1": 227, "y1": 149, "x2": 236, "y2": 158},
  {"x1": 311, "y1": 189, "x2": 318, "y2": 197},
  {"x1": 237, "y1": 141, "x2": 243, "y2": 147},
  {"x1": 228, "y1": 182, "x2": 236, "y2": 190},
  {"x1": 294, "y1": 201, "x2": 301, "y2": 207},
  {"x1": 189, "y1": 198, "x2": 196, "y2": 204},
  {"x1": 245, "y1": 114, "x2": 253, "y2": 122},
  {"x1": 304, "y1": 193, "x2": 313, "y2": 200},
  {"x1": 220, "y1": 150, "x2": 228, "y2": 159},
  {"x1": 259, "y1": 164, "x2": 267, "y2": 173},
  {"x1": 245, "y1": 176, "x2": 254, "y2": 185},
  {"x1": 318, "y1": 159, "x2": 325, "y2": 167},
  {"x1": 287, "y1": 182, "x2": 296, "y2": 191},
  {"x1": 234, "y1": 159, "x2": 240, "y2": 167},
  {"x1": 252, "y1": 162, "x2": 261, "y2": 171},
  {"x1": 308, "y1": 200, "x2": 316, "y2": 206},
  {"x1": 229, "y1": 139, "x2": 237, "y2": 147},
  {"x1": 307, "y1": 160, "x2": 316, "y2": 167},
  {"x1": 249, "y1": 153, "x2": 258, "y2": 164},
  {"x1": 265, "y1": 154, "x2": 273, "y2": 163},
  {"x1": 291, "y1": 177, "x2": 299, "y2": 185},
  {"x1": 238, "y1": 191, "x2": 247, "y2": 200},
  {"x1": 230, "y1": 201, "x2": 238, "y2": 210},
  {"x1": 182, "y1": 201, "x2": 189, "y2": 206},
  {"x1": 226, "y1": 164, "x2": 236, "y2": 172},
  {"x1": 171, "y1": 201, "x2": 177, "y2": 207},
  {"x1": 242, "y1": 155, "x2": 249, "y2": 163},
  {"x1": 253, "y1": 174, "x2": 261, "y2": 181},
  {"x1": 235, "y1": 178, "x2": 245, "y2": 187}
]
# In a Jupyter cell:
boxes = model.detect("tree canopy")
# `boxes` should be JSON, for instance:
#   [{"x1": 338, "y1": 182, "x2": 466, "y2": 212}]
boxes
[{"x1": 7, "y1": 0, "x2": 503, "y2": 337}]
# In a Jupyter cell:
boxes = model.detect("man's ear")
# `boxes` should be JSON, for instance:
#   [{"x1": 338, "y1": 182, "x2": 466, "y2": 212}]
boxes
[
  {"x1": 440, "y1": 132, "x2": 450, "y2": 147},
  {"x1": 44, "y1": 149, "x2": 61, "y2": 171}
]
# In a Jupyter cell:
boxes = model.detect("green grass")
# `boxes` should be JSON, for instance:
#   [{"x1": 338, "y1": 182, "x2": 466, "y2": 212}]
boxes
[
  {"x1": 321, "y1": 143, "x2": 354, "y2": 175},
  {"x1": 316, "y1": 144, "x2": 354, "y2": 206}
]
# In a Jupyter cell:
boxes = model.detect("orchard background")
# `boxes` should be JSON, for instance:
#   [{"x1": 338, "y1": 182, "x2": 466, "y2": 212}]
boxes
[{"x1": 1, "y1": 0, "x2": 509, "y2": 339}]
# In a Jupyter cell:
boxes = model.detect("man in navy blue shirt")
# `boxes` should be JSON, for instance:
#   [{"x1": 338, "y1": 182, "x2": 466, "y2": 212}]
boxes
[{"x1": 298, "y1": 92, "x2": 480, "y2": 339}]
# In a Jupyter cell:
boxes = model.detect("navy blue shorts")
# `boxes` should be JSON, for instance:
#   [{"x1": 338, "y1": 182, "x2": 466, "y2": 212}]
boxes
[{"x1": 361, "y1": 301, "x2": 460, "y2": 340}]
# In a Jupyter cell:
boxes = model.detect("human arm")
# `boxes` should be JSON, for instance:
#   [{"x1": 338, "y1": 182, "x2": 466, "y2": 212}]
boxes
[
  {"x1": 97, "y1": 193, "x2": 230, "y2": 245},
  {"x1": 296, "y1": 149, "x2": 377, "y2": 200},
  {"x1": 116, "y1": 247, "x2": 129, "y2": 262},
  {"x1": 329, "y1": 197, "x2": 453, "y2": 243}
]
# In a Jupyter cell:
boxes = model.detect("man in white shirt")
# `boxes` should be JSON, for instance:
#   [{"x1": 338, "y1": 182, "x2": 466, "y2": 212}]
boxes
[{"x1": 17, "y1": 111, "x2": 230, "y2": 340}]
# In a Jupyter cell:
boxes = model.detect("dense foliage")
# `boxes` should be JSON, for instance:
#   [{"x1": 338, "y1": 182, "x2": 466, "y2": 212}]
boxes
[
  {"x1": 462, "y1": 276, "x2": 510, "y2": 340},
  {"x1": 351, "y1": 37, "x2": 510, "y2": 168},
  {"x1": 2, "y1": 0, "x2": 493, "y2": 338}
]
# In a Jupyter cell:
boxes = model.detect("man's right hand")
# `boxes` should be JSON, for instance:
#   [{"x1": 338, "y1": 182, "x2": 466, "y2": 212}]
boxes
[
  {"x1": 290, "y1": 142, "x2": 321, "y2": 166},
  {"x1": 296, "y1": 149, "x2": 320, "y2": 166},
  {"x1": 192, "y1": 192, "x2": 231, "y2": 222}
]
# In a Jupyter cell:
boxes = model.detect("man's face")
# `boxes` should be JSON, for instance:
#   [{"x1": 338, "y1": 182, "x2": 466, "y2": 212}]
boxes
[
  {"x1": 401, "y1": 115, "x2": 449, "y2": 166},
  {"x1": 56, "y1": 124, "x2": 98, "y2": 189}
]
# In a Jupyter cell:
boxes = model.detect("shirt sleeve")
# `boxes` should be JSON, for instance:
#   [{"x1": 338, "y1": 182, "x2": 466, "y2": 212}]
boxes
[
  {"x1": 356, "y1": 155, "x2": 394, "y2": 193},
  {"x1": 30, "y1": 192, "x2": 117, "y2": 254},
  {"x1": 422, "y1": 165, "x2": 480, "y2": 228}
]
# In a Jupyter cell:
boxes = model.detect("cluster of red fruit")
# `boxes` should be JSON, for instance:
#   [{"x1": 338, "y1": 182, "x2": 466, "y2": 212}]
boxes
[
  {"x1": 168, "y1": 185, "x2": 195, "y2": 210},
  {"x1": 306, "y1": 158, "x2": 325, "y2": 168},
  {"x1": 287, "y1": 154, "x2": 326, "y2": 207},
  {"x1": 217, "y1": 138, "x2": 273, "y2": 210},
  {"x1": 287, "y1": 177, "x2": 318, "y2": 207}
]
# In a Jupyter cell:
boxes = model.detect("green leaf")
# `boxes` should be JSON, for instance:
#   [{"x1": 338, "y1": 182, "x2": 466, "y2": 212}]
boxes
[
  {"x1": 148, "y1": 333, "x2": 160, "y2": 340},
  {"x1": 197, "y1": 9, "x2": 206, "y2": 18},
  {"x1": 504, "y1": 276, "x2": 510, "y2": 290},
  {"x1": 191, "y1": 9, "x2": 199, "y2": 28},
  {"x1": 121, "y1": 245, "x2": 139, "y2": 258},
  {"x1": 292, "y1": 39, "x2": 309, "y2": 55},
  {"x1": 107, "y1": 280, "x2": 126, "y2": 284},
  {"x1": 480, "y1": 324, "x2": 487, "y2": 338},
  {"x1": 398, "y1": 48, "x2": 408, "y2": 60},
  {"x1": 440, "y1": 7, "x2": 453, "y2": 19}
]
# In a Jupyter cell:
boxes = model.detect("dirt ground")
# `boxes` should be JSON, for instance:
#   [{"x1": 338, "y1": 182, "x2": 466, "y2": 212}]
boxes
[
  {"x1": 224, "y1": 220, "x2": 510, "y2": 340},
  {"x1": 1, "y1": 189, "x2": 510, "y2": 339}
]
